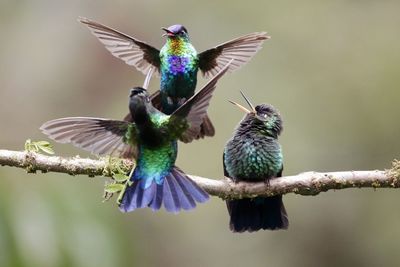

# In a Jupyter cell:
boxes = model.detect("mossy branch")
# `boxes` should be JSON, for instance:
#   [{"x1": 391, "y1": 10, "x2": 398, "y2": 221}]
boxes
[{"x1": 1, "y1": 149, "x2": 399, "y2": 199}]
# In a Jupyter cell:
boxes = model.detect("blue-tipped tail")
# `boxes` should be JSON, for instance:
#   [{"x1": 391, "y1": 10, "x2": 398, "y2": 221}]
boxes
[
  {"x1": 119, "y1": 167, "x2": 209, "y2": 213},
  {"x1": 227, "y1": 195, "x2": 289, "y2": 232}
]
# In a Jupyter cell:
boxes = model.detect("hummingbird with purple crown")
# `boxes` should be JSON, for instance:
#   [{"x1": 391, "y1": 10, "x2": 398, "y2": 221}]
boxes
[
  {"x1": 40, "y1": 61, "x2": 231, "y2": 213},
  {"x1": 79, "y1": 17, "x2": 269, "y2": 138}
]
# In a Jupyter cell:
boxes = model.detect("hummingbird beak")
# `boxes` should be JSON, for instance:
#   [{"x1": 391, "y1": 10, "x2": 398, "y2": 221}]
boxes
[
  {"x1": 228, "y1": 100, "x2": 251, "y2": 114},
  {"x1": 161, "y1": 27, "x2": 174, "y2": 37},
  {"x1": 142, "y1": 67, "x2": 154, "y2": 89},
  {"x1": 240, "y1": 90, "x2": 256, "y2": 113}
]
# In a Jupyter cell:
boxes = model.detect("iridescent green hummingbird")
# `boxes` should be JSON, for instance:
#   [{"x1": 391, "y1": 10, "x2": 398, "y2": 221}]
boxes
[
  {"x1": 40, "y1": 61, "x2": 231, "y2": 213},
  {"x1": 79, "y1": 17, "x2": 269, "y2": 138},
  {"x1": 224, "y1": 92, "x2": 288, "y2": 232}
]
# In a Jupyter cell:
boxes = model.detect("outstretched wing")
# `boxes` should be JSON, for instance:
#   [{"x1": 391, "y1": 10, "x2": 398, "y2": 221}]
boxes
[
  {"x1": 40, "y1": 117, "x2": 137, "y2": 158},
  {"x1": 79, "y1": 17, "x2": 161, "y2": 76},
  {"x1": 170, "y1": 60, "x2": 232, "y2": 143},
  {"x1": 198, "y1": 32, "x2": 269, "y2": 78}
]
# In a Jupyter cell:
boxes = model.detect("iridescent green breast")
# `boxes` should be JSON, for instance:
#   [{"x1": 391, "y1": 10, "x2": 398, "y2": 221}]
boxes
[
  {"x1": 224, "y1": 135, "x2": 283, "y2": 181},
  {"x1": 133, "y1": 141, "x2": 178, "y2": 188}
]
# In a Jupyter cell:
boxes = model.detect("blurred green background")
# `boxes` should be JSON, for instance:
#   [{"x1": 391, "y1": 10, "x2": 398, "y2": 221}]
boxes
[{"x1": 1, "y1": 0, "x2": 400, "y2": 266}]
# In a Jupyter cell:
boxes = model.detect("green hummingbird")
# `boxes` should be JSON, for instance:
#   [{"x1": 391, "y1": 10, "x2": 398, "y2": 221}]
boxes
[
  {"x1": 223, "y1": 92, "x2": 288, "y2": 232},
  {"x1": 40, "y1": 61, "x2": 231, "y2": 213},
  {"x1": 79, "y1": 17, "x2": 269, "y2": 138}
]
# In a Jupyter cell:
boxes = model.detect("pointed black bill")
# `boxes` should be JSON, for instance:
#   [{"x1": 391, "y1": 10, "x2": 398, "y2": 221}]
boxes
[
  {"x1": 161, "y1": 27, "x2": 174, "y2": 37},
  {"x1": 240, "y1": 90, "x2": 256, "y2": 113}
]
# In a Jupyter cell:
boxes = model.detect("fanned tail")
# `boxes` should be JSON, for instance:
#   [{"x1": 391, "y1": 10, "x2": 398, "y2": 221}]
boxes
[
  {"x1": 227, "y1": 195, "x2": 288, "y2": 232},
  {"x1": 119, "y1": 166, "x2": 209, "y2": 213}
]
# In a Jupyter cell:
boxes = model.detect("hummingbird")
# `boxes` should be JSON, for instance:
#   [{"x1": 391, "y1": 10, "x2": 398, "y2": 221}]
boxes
[
  {"x1": 79, "y1": 17, "x2": 269, "y2": 138},
  {"x1": 223, "y1": 92, "x2": 288, "y2": 232},
  {"x1": 40, "y1": 61, "x2": 232, "y2": 213}
]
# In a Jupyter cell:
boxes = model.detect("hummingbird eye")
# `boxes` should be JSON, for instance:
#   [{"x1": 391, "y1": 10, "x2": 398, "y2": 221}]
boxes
[{"x1": 255, "y1": 112, "x2": 269, "y2": 122}]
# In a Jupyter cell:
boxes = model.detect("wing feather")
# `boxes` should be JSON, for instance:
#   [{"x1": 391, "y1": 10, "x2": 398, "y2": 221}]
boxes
[
  {"x1": 170, "y1": 60, "x2": 232, "y2": 143},
  {"x1": 79, "y1": 17, "x2": 160, "y2": 76},
  {"x1": 198, "y1": 32, "x2": 270, "y2": 78},
  {"x1": 40, "y1": 117, "x2": 137, "y2": 158}
]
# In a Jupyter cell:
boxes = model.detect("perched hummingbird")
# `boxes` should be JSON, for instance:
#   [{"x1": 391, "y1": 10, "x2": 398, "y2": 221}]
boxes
[
  {"x1": 223, "y1": 92, "x2": 288, "y2": 232},
  {"x1": 40, "y1": 62, "x2": 231, "y2": 213},
  {"x1": 79, "y1": 17, "x2": 269, "y2": 138}
]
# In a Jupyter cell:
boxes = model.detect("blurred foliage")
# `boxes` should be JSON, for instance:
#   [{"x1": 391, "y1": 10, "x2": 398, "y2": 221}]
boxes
[{"x1": 0, "y1": 0, "x2": 400, "y2": 266}]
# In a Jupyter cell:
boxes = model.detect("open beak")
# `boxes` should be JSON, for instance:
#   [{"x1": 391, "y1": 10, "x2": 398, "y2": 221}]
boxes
[
  {"x1": 161, "y1": 27, "x2": 174, "y2": 37},
  {"x1": 240, "y1": 90, "x2": 256, "y2": 113},
  {"x1": 228, "y1": 100, "x2": 251, "y2": 114},
  {"x1": 228, "y1": 91, "x2": 257, "y2": 114}
]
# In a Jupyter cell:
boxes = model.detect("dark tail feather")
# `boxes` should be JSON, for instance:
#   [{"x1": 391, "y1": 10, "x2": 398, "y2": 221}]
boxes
[
  {"x1": 227, "y1": 195, "x2": 288, "y2": 232},
  {"x1": 119, "y1": 167, "x2": 209, "y2": 213},
  {"x1": 197, "y1": 114, "x2": 215, "y2": 139}
]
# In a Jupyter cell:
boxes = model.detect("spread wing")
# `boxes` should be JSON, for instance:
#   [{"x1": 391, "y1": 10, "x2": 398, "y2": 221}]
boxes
[
  {"x1": 170, "y1": 60, "x2": 232, "y2": 143},
  {"x1": 79, "y1": 17, "x2": 161, "y2": 76},
  {"x1": 198, "y1": 32, "x2": 270, "y2": 78},
  {"x1": 40, "y1": 117, "x2": 137, "y2": 158}
]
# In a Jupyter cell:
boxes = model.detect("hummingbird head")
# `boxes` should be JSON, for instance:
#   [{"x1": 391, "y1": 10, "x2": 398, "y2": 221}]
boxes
[
  {"x1": 229, "y1": 91, "x2": 283, "y2": 137},
  {"x1": 253, "y1": 104, "x2": 283, "y2": 137},
  {"x1": 129, "y1": 87, "x2": 148, "y2": 97},
  {"x1": 129, "y1": 87, "x2": 151, "y2": 123},
  {"x1": 161, "y1": 24, "x2": 189, "y2": 40}
]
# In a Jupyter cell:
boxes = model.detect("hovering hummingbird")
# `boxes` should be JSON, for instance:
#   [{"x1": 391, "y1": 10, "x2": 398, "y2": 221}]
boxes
[
  {"x1": 79, "y1": 17, "x2": 269, "y2": 138},
  {"x1": 40, "y1": 62, "x2": 231, "y2": 213},
  {"x1": 223, "y1": 92, "x2": 288, "y2": 232}
]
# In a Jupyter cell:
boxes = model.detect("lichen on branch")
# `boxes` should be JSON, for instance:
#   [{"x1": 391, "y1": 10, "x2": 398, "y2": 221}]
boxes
[{"x1": 0, "y1": 149, "x2": 399, "y2": 199}]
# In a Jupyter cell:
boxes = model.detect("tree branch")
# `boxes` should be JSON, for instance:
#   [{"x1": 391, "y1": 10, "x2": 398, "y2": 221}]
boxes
[{"x1": 1, "y1": 149, "x2": 399, "y2": 199}]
